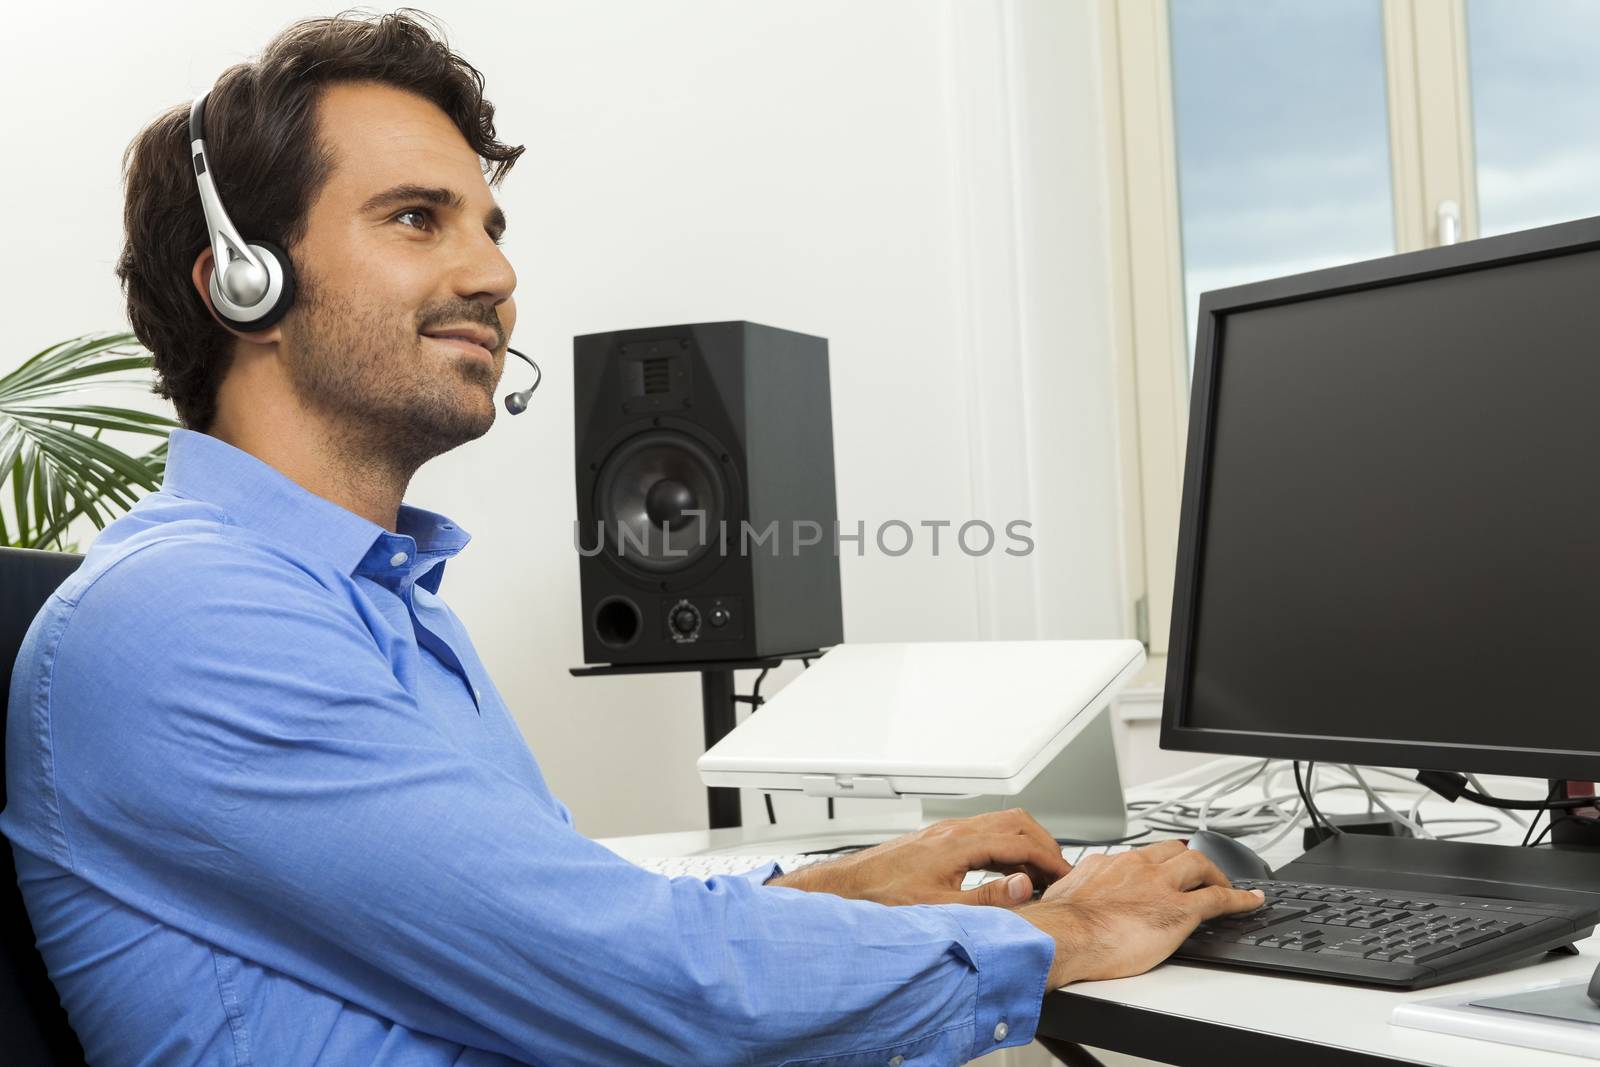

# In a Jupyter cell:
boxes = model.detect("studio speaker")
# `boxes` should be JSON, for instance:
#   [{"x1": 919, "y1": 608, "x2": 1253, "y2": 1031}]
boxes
[{"x1": 573, "y1": 321, "x2": 843, "y2": 665}]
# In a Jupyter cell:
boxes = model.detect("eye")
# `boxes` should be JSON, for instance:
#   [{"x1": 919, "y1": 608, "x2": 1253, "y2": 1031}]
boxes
[
  {"x1": 394, "y1": 207, "x2": 433, "y2": 233},
  {"x1": 394, "y1": 207, "x2": 505, "y2": 246}
]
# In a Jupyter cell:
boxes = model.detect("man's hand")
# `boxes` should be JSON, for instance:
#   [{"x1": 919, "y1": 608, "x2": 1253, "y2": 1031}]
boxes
[
  {"x1": 1019, "y1": 840, "x2": 1265, "y2": 987},
  {"x1": 768, "y1": 809, "x2": 1070, "y2": 908}
]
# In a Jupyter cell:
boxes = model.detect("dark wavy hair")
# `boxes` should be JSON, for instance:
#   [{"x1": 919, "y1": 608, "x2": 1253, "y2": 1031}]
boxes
[{"x1": 115, "y1": 8, "x2": 524, "y2": 432}]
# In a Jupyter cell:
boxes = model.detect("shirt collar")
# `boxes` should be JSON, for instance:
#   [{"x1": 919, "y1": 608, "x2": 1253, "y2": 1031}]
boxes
[{"x1": 159, "y1": 429, "x2": 471, "y2": 584}]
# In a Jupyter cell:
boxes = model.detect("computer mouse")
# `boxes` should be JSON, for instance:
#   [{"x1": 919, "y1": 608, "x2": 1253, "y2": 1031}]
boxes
[
  {"x1": 1186, "y1": 829, "x2": 1275, "y2": 883},
  {"x1": 1587, "y1": 960, "x2": 1600, "y2": 1006}
]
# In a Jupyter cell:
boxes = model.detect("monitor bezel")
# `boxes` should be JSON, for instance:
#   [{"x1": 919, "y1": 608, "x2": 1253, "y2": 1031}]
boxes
[{"x1": 1160, "y1": 213, "x2": 1600, "y2": 779}]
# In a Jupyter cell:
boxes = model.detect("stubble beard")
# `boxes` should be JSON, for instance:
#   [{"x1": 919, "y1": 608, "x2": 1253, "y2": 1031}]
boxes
[{"x1": 278, "y1": 268, "x2": 499, "y2": 478}]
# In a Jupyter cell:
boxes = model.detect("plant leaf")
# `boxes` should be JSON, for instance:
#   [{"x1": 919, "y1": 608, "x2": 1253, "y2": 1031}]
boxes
[{"x1": 1, "y1": 332, "x2": 171, "y2": 549}]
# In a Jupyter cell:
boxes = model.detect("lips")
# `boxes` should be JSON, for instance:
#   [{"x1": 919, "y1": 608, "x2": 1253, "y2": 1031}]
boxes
[
  {"x1": 423, "y1": 334, "x2": 494, "y2": 362},
  {"x1": 420, "y1": 324, "x2": 499, "y2": 356}
]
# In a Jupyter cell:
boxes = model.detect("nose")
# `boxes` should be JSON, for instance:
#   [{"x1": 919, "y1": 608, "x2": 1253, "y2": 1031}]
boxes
[{"x1": 453, "y1": 229, "x2": 517, "y2": 314}]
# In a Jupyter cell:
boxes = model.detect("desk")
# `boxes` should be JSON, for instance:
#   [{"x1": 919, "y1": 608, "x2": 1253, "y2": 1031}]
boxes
[{"x1": 599, "y1": 760, "x2": 1596, "y2": 1066}]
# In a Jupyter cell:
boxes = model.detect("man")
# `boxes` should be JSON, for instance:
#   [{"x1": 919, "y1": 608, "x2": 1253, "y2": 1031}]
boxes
[{"x1": 2, "y1": 12, "x2": 1262, "y2": 1065}]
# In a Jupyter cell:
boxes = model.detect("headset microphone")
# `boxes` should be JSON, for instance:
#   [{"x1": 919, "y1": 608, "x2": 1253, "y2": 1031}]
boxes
[
  {"x1": 503, "y1": 347, "x2": 541, "y2": 414},
  {"x1": 188, "y1": 92, "x2": 296, "y2": 331}
]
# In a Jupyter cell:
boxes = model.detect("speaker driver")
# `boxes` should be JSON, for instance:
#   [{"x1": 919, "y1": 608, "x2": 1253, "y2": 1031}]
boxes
[{"x1": 595, "y1": 430, "x2": 728, "y2": 572}]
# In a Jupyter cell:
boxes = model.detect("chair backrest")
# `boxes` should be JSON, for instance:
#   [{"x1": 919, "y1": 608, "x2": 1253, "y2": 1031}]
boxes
[{"x1": 1, "y1": 547, "x2": 88, "y2": 1065}]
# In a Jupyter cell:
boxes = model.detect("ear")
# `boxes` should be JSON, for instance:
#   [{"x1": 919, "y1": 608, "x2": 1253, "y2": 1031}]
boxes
[{"x1": 191, "y1": 248, "x2": 284, "y2": 345}]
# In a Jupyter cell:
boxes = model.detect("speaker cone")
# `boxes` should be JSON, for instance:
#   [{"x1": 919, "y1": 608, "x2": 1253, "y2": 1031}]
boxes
[{"x1": 595, "y1": 430, "x2": 728, "y2": 573}]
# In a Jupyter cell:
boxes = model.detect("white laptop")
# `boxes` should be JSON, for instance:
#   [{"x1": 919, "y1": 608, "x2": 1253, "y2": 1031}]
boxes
[{"x1": 698, "y1": 640, "x2": 1145, "y2": 799}]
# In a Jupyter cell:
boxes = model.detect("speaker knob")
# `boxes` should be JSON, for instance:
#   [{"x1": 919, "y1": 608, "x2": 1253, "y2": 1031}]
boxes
[{"x1": 668, "y1": 599, "x2": 702, "y2": 642}]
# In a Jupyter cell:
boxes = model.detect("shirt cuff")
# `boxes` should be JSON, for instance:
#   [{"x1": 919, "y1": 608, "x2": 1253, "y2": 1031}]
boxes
[
  {"x1": 943, "y1": 904, "x2": 1056, "y2": 1057},
  {"x1": 734, "y1": 860, "x2": 785, "y2": 887}
]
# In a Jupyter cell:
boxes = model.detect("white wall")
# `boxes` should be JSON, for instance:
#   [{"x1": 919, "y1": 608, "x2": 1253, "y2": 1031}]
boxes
[{"x1": 1, "y1": 0, "x2": 1127, "y2": 837}]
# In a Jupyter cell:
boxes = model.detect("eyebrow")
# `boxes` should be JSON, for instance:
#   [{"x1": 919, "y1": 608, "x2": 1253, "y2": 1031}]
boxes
[{"x1": 359, "y1": 183, "x2": 508, "y2": 241}]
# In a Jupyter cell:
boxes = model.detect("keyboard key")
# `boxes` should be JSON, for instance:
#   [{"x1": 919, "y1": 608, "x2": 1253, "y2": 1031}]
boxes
[
  {"x1": 1318, "y1": 945, "x2": 1377, "y2": 959},
  {"x1": 1441, "y1": 930, "x2": 1499, "y2": 951}
]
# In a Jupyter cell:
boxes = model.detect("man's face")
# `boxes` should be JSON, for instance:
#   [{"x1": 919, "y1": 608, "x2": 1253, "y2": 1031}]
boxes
[{"x1": 278, "y1": 81, "x2": 517, "y2": 465}]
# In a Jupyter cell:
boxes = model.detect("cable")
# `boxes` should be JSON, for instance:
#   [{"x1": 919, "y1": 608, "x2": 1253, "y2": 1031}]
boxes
[
  {"x1": 1465, "y1": 773, "x2": 1529, "y2": 828},
  {"x1": 1132, "y1": 759, "x2": 1275, "y2": 833},
  {"x1": 1196, "y1": 760, "x2": 1270, "y2": 832},
  {"x1": 1522, "y1": 782, "x2": 1563, "y2": 847},
  {"x1": 1531, "y1": 812, "x2": 1600, "y2": 849},
  {"x1": 735, "y1": 669, "x2": 774, "y2": 824},
  {"x1": 1446, "y1": 777, "x2": 1596, "y2": 812},
  {"x1": 734, "y1": 668, "x2": 771, "y2": 708},
  {"x1": 1295, "y1": 761, "x2": 1341, "y2": 835},
  {"x1": 1342, "y1": 764, "x2": 1430, "y2": 839},
  {"x1": 1129, "y1": 759, "x2": 1516, "y2": 852}
]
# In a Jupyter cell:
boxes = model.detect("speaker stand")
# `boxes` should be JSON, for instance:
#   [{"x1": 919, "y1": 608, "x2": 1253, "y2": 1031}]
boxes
[{"x1": 571, "y1": 651, "x2": 826, "y2": 829}]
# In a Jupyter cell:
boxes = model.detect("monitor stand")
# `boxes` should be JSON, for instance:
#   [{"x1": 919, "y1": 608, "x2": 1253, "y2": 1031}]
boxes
[
  {"x1": 1276, "y1": 833, "x2": 1600, "y2": 911},
  {"x1": 920, "y1": 706, "x2": 1128, "y2": 843}
]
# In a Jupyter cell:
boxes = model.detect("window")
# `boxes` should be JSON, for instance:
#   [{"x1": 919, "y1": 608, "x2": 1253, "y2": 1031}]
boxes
[
  {"x1": 1101, "y1": 0, "x2": 1600, "y2": 659},
  {"x1": 1467, "y1": 0, "x2": 1600, "y2": 236},
  {"x1": 1170, "y1": 1, "x2": 1394, "y2": 364}
]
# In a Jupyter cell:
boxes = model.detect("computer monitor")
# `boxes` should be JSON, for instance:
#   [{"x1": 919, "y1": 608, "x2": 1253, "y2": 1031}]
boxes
[{"x1": 1159, "y1": 216, "x2": 1600, "y2": 900}]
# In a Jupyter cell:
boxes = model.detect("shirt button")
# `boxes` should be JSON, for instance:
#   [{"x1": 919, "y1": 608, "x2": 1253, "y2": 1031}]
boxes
[
  {"x1": 390, "y1": 551, "x2": 408, "y2": 566},
  {"x1": 993, "y1": 1021, "x2": 1009, "y2": 1042},
  {"x1": 888, "y1": 1058, "x2": 904, "y2": 1067},
  {"x1": 473, "y1": 686, "x2": 482, "y2": 701}
]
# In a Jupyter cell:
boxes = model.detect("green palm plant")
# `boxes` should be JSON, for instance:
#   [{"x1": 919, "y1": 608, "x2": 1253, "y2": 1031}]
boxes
[{"x1": 0, "y1": 331, "x2": 178, "y2": 551}]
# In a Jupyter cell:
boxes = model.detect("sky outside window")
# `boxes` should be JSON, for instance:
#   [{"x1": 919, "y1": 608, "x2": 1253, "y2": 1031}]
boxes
[
  {"x1": 1468, "y1": 0, "x2": 1600, "y2": 238},
  {"x1": 1169, "y1": 0, "x2": 1395, "y2": 372}
]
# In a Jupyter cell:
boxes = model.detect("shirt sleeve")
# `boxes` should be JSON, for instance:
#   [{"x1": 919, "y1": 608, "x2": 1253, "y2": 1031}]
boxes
[{"x1": 31, "y1": 535, "x2": 1054, "y2": 1066}]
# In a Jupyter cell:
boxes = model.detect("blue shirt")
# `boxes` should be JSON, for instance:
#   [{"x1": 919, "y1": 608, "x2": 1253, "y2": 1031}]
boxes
[{"x1": 2, "y1": 428, "x2": 1054, "y2": 1066}]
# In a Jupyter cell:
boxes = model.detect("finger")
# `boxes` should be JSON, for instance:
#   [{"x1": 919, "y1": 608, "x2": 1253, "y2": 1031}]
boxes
[
  {"x1": 958, "y1": 834, "x2": 1067, "y2": 882},
  {"x1": 1072, "y1": 851, "x2": 1110, "y2": 875},
  {"x1": 958, "y1": 872, "x2": 1036, "y2": 909},
  {"x1": 1159, "y1": 850, "x2": 1233, "y2": 892},
  {"x1": 996, "y1": 808, "x2": 1069, "y2": 870},
  {"x1": 958, "y1": 809, "x2": 1070, "y2": 879},
  {"x1": 1134, "y1": 840, "x2": 1189, "y2": 863},
  {"x1": 1187, "y1": 884, "x2": 1266, "y2": 921}
]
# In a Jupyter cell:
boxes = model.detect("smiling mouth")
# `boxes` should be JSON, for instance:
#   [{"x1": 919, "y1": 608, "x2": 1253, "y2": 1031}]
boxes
[{"x1": 422, "y1": 334, "x2": 494, "y2": 362}]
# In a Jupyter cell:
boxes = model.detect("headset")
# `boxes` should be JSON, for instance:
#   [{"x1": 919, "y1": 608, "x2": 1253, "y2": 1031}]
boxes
[{"x1": 188, "y1": 90, "x2": 540, "y2": 414}]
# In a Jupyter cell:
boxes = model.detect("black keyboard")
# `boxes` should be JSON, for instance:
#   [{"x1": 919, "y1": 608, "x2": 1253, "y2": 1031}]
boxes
[{"x1": 1174, "y1": 877, "x2": 1598, "y2": 988}]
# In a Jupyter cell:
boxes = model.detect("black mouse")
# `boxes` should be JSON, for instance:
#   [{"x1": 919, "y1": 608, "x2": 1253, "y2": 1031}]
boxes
[
  {"x1": 1186, "y1": 829, "x2": 1275, "y2": 883},
  {"x1": 1587, "y1": 960, "x2": 1600, "y2": 1006}
]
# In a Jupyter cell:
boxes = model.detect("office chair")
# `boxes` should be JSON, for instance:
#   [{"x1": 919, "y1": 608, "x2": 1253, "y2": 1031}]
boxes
[{"x1": 0, "y1": 547, "x2": 88, "y2": 1065}]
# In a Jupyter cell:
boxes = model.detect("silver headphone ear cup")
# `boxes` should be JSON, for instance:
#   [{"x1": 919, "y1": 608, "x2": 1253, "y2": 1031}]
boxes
[{"x1": 209, "y1": 240, "x2": 296, "y2": 332}]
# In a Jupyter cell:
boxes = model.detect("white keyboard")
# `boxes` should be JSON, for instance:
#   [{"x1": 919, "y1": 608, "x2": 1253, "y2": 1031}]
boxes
[{"x1": 635, "y1": 844, "x2": 1133, "y2": 890}]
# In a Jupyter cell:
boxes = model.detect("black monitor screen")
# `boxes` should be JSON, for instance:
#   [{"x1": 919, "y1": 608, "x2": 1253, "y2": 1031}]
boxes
[{"x1": 1174, "y1": 243, "x2": 1600, "y2": 772}]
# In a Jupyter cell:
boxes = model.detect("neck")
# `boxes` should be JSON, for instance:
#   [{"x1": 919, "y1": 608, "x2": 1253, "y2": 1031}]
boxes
[{"x1": 209, "y1": 384, "x2": 413, "y2": 533}]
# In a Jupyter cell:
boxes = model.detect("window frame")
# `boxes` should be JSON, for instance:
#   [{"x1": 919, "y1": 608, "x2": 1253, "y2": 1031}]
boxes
[{"x1": 1099, "y1": 0, "x2": 1477, "y2": 665}]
